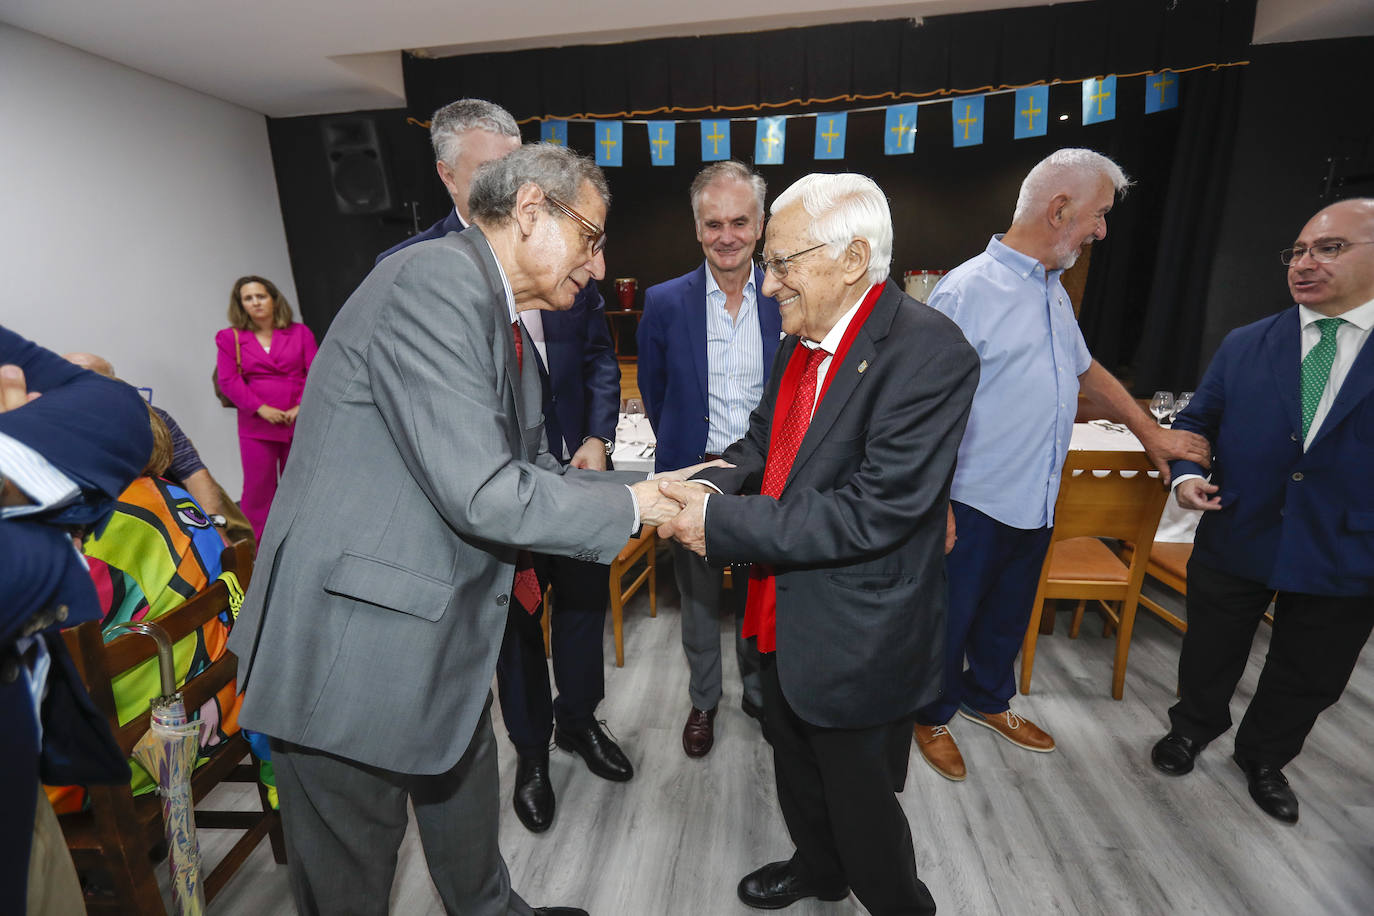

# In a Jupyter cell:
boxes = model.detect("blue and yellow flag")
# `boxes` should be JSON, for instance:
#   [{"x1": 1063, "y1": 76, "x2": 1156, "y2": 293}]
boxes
[
  {"x1": 540, "y1": 120, "x2": 568, "y2": 147},
  {"x1": 884, "y1": 104, "x2": 919, "y2": 155},
  {"x1": 1082, "y1": 76, "x2": 1117, "y2": 125},
  {"x1": 646, "y1": 121, "x2": 676, "y2": 166},
  {"x1": 755, "y1": 117, "x2": 786, "y2": 165},
  {"x1": 1013, "y1": 87, "x2": 1049, "y2": 139},
  {"x1": 594, "y1": 122, "x2": 623, "y2": 166},
  {"x1": 813, "y1": 113, "x2": 847, "y2": 160},
  {"x1": 700, "y1": 120, "x2": 732, "y2": 162},
  {"x1": 952, "y1": 96, "x2": 984, "y2": 148},
  {"x1": 1145, "y1": 71, "x2": 1179, "y2": 114}
]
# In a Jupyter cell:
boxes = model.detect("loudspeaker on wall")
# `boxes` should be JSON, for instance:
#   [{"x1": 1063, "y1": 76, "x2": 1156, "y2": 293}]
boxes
[{"x1": 321, "y1": 117, "x2": 394, "y2": 214}]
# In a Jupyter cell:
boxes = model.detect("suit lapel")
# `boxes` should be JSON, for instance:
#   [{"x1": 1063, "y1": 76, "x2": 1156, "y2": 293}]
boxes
[
  {"x1": 685, "y1": 266, "x2": 710, "y2": 410},
  {"x1": 784, "y1": 285, "x2": 898, "y2": 489},
  {"x1": 755, "y1": 265, "x2": 782, "y2": 372},
  {"x1": 465, "y1": 228, "x2": 532, "y2": 447},
  {"x1": 1264, "y1": 307, "x2": 1303, "y2": 441}
]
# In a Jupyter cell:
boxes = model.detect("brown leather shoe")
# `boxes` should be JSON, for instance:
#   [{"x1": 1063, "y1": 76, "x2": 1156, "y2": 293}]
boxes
[
  {"x1": 914, "y1": 724, "x2": 966, "y2": 781},
  {"x1": 683, "y1": 706, "x2": 717, "y2": 758},
  {"x1": 958, "y1": 706, "x2": 1056, "y2": 752}
]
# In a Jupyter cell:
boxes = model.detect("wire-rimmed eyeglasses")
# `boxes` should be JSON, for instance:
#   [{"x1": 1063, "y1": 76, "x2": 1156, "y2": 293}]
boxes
[
  {"x1": 1280, "y1": 240, "x2": 1374, "y2": 266},
  {"x1": 758, "y1": 244, "x2": 825, "y2": 279},
  {"x1": 545, "y1": 194, "x2": 607, "y2": 255}
]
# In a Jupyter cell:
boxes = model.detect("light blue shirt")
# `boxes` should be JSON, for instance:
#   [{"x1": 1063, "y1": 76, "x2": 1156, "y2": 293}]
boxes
[
  {"x1": 0, "y1": 430, "x2": 79, "y2": 518},
  {"x1": 704, "y1": 265, "x2": 764, "y2": 455},
  {"x1": 928, "y1": 235, "x2": 1091, "y2": 529}
]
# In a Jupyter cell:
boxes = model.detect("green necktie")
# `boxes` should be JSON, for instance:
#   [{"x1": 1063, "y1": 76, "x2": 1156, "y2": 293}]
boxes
[{"x1": 1300, "y1": 317, "x2": 1344, "y2": 439}]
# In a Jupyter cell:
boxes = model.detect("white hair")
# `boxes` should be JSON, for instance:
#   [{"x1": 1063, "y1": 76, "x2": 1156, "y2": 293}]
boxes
[
  {"x1": 1012, "y1": 148, "x2": 1131, "y2": 225},
  {"x1": 771, "y1": 173, "x2": 893, "y2": 285},
  {"x1": 430, "y1": 98, "x2": 520, "y2": 167}
]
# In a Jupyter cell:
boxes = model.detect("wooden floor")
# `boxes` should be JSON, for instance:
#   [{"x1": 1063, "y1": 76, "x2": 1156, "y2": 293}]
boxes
[{"x1": 191, "y1": 573, "x2": 1372, "y2": 915}]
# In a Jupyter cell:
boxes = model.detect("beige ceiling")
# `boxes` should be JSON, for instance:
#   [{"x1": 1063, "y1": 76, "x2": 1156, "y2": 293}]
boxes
[{"x1": 1, "y1": 0, "x2": 1369, "y2": 118}]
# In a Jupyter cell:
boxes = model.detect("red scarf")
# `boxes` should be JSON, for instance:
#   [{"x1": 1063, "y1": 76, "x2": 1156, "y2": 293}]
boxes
[{"x1": 742, "y1": 282, "x2": 884, "y2": 653}]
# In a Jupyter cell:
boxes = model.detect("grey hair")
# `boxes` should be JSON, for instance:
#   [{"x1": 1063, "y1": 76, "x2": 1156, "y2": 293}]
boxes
[
  {"x1": 771, "y1": 173, "x2": 893, "y2": 285},
  {"x1": 430, "y1": 99, "x2": 520, "y2": 167},
  {"x1": 690, "y1": 161, "x2": 766, "y2": 222},
  {"x1": 468, "y1": 142, "x2": 611, "y2": 227},
  {"x1": 1012, "y1": 148, "x2": 1131, "y2": 225}
]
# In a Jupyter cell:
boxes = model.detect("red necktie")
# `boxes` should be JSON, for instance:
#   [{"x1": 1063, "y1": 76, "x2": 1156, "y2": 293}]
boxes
[
  {"x1": 761, "y1": 346, "x2": 828, "y2": 498},
  {"x1": 510, "y1": 319, "x2": 541, "y2": 614}
]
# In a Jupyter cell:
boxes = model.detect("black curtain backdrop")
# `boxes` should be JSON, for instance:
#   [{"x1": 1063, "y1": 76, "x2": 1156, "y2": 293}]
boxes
[{"x1": 269, "y1": 0, "x2": 1257, "y2": 385}]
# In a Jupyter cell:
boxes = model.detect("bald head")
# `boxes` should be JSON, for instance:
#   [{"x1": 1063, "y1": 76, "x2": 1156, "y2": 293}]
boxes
[
  {"x1": 63, "y1": 352, "x2": 115, "y2": 377},
  {"x1": 1287, "y1": 197, "x2": 1374, "y2": 317}
]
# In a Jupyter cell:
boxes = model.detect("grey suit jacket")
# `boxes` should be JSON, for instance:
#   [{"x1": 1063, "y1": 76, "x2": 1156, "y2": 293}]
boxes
[
  {"x1": 697, "y1": 282, "x2": 978, "y2": 730},
  {"x1": 228, "y1": 228, "x2": 638, "y2": 775}
]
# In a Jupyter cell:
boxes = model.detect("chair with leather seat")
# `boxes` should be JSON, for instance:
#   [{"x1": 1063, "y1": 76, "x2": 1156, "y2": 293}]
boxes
[{"x1": 1019, "y1": 450, "x2": 1169, "y2": 700}]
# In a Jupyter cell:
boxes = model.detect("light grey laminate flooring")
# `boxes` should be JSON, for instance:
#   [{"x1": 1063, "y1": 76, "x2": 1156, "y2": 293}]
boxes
[{"x1": 195, "y1": 573, "x2": 1372, "y2": 916}]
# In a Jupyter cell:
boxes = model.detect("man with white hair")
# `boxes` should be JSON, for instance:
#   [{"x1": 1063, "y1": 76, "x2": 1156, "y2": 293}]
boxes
[
  {"x1": 911, "y1": 148, "x2": 1210, "y2": 782},
  {"x1": 657, "y1": 172, "x2": 978, "y2": 913}
]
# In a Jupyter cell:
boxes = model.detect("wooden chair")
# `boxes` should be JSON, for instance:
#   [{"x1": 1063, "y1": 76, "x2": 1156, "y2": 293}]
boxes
[
  {"x1": 609, "y1": 526, "x2": 657, "y2": 667},
  {"x1": 1019, "y1": 451, "x2": 1169, "y2": 700},
  {"x1": 59, "y1": 539, "x2": 286, "y2": 913},
  {"x1": 1124, "y1": 540, "x2": 1192, "y2": 634}
]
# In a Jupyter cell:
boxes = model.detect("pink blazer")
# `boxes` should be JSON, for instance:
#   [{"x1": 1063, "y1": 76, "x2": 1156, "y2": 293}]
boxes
[{"x1": 216, "y1": 324, "x2": 318, "y2": 442}]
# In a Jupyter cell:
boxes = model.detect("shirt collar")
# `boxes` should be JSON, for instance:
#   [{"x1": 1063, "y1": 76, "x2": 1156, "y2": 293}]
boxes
[
  {"x1": 986, "y1": 234, "x2": 1060, "y2": 283},
  {"x1": 704, "y1": 262, "x2": 756, "y2": 301},
  {"x1": 454, "y1": 208, "x2": 469, "y2": 231},
  {"x1": 1298, "y1": 297, "x2": 1374, "y2": 332},
  {"x1": 481, "y1": 234, "x2": 518, "y2": 324},
  {"x1": 804, "y1": 283, "x2": 878, "y2": 353}
]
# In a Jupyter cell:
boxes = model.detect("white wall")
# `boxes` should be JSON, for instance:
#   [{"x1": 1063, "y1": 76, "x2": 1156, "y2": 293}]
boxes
[{"x1": 0, "y1": 23, "x2": 299, "y2": 498}]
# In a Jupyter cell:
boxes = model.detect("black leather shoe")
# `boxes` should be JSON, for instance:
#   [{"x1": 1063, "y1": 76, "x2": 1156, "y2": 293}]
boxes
[
  {"x1": 531, "y1": 909, "x2": 588, "y2": 915},
  {"x1": 513, "y1": 753, "x2": 555, "y2": 833},
  {"x1": 683, "y1": 706, "x2": 717, "y2": 758},
  {"x1": 1151, "y1": 732, "x2": 1206, "y2": 776},
  {"x1": 737, "y1": 860, "x2": 849, "y2": 910},
  {"x1": 554, "y1": 721, "x2": 634, "y2": 782},
  {"x1": 1234, "y1": 754, "x2": 1299, "y2": 824}
]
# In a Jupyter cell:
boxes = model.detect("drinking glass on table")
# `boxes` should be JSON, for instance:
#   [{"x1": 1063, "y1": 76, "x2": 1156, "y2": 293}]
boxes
[
  {"x1": 1172, "y1": 391, "x2": 1193, "y2": 423},
  {"x1": 1149, "y1": 391, "x2": 1175, "y2": 426}
]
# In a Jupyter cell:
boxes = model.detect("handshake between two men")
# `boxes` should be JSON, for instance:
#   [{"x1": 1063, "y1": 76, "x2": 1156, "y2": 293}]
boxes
[{"x1": 628, "y1": 460, "x2": 725, "y2": 558}]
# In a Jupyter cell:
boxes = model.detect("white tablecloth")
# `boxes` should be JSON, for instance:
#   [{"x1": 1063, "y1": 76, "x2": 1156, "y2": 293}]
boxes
[
  {"x1": 612, "y1": 413, "x2": 656, "y2": 474},
  {"x1": 1070, "y1": 421, "x2": 1201, "y2": 543}
]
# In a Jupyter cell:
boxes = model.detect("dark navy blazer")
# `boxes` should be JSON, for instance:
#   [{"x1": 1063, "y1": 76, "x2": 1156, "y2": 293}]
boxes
[
  {"x1": 1170, "y1": 305, "x2": 1374, "y2": 596},
  {"x1": 636, "y1": 264, "x2": 781, "y2": 473}
]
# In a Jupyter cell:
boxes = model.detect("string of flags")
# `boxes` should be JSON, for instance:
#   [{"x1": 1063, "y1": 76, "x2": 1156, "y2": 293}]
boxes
[{"x1": 536, "y1": 71, "x2": 1182, "y2": 167}]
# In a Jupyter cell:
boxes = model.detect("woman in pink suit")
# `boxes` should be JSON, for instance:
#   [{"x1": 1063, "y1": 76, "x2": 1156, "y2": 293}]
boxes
[{"x1": 216, "y1": 275, "x2": 317, "y2": 539}]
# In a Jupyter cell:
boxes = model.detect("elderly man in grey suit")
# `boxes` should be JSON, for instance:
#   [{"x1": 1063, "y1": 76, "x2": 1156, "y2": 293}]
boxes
[{"x1": 228, "y1": 144, "x2": 680, "y2": 916}]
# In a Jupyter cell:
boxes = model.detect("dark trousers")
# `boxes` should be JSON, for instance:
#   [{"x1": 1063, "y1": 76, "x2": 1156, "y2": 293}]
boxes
[
  {"x1": 917, "y1": 501, "x2": 1052, "y2": 726},
  {"x1": 1168, "y1": 559, "x2": 1374, "y2": 767},
  {"x1": 270, "y1": 702, "x2": 530, "y2": 916},
  {"x1": 495, "y1": 553, "x2": 609, "y2": 758},
  {"x1": 762, "y1": 660, "x2": 937, "y2": 916}
]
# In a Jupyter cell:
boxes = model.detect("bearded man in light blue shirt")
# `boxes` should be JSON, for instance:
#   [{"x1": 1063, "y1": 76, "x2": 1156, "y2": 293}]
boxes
[{"x1": 912, "y1": 149, "x2": 1209, "y2": 782}]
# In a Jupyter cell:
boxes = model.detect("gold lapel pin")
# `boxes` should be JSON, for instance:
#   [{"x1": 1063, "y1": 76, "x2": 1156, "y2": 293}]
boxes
[{"x1": 857, "y1": 360, "x2": 869, "y2": 374}]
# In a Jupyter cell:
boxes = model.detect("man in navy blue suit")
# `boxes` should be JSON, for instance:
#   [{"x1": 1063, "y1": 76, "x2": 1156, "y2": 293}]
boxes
[
  {"x1": 2, "y1": 327, "x2": 150, "y2": 914},
  {"x1": 1152, "y1": 198, "x2": 1374, "y2": 825},
  {"x1": 637, "y1": 161, "x2": 781, "y2": 758},
  {"x1": 379, "y1": 99, "x2": 630, "y2": 835}
]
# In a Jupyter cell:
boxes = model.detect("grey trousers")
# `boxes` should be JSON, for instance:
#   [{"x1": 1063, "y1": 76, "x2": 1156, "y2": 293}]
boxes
[
  {"x1": 671, "y1": 539, "x2": 763, "y2": 711},
  {"x1": 270, "y1": 701, "x2": 533, "y2": 916}
]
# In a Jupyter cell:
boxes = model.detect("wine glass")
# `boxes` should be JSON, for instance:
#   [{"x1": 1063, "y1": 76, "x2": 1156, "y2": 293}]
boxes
[
  {"x1": 1149, "y1": 391, "x2": 1175, "y2": 426},
  {"x1": 620, "y1": 398, "x2": 646, "y2": 443},
  {"x1": 1172, "y1": 391, "x2": 1193, "y2": 423}
]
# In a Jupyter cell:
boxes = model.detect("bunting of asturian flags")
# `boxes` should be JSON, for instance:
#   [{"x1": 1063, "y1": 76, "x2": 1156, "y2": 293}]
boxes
[{"x1": 533, "y1": 71, "x2": 1180, "y2": 166}]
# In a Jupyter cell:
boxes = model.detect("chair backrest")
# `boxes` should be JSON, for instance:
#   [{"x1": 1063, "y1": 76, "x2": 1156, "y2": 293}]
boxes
[
  {"x1": 65, "y1": 539, "x2": 254, "y2": 757},
  {"x1": 1049, "y1": 450, "x2": 1169, "y2": 547}
]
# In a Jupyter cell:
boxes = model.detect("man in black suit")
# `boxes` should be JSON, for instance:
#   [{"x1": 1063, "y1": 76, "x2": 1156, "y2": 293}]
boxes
[
  {"x1": 379, "y1": 98, "x2": 631, "y2": 834},
  {"x1": 659, "y1": 174, "x2": 978, "y2": 914}
]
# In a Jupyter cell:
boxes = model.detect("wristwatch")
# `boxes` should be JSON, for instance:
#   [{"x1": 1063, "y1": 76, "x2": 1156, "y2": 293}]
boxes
[{"x1": 585, "y1": 436, "x2": 614, "y2": 457}]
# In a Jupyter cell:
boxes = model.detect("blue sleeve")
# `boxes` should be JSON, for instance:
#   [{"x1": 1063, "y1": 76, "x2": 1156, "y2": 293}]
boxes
[
  {"x1": 578, "y1": 284, "x2": 621, "y2": 443},
  {"x1": 635, "y1": 288, "x2": 668, "y2": 431},
  {"x1": 1169, "y1": 335, "x2": 1228, "y2": 481}
]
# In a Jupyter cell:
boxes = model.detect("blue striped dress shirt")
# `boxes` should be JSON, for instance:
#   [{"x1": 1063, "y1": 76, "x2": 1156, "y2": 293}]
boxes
[{"x1": 704, "y1": 266, "x2": 765, "y2": 455}]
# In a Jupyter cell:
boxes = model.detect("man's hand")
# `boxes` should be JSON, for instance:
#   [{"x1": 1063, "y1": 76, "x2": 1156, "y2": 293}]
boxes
[
  {"x1": 654, "y1": 458, "x2": 734, "y2": 481},
  {"x1": 630, "y1": 478, "x2": 684, "y2": 527},
  {"x1": 1137, "y1": 426, "x2": 1211, "y2": 487},
  {"x1": 1, "y1": 365, "x2": 41, "y2": 412},
  {"x1": 570, "y1": 438, "x2": 607, "y2": 471},
  {"x1": 656, "y1": 480, "x2": 709, "y2": 556},
  {"x1": 1175, "y1": 478, "x2": 1222, "y2": 511},
  {"x1": 256, "y1": 404, "x2": 291, "y2": 425},
  {"x1": 945, "y1": 503, "x2": 957, "y2": 555}
]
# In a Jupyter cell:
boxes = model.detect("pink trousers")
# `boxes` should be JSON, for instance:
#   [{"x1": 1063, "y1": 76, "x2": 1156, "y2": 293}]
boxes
[{"x1": 239, "y1": 435, "x2": 292, "y2": 540}]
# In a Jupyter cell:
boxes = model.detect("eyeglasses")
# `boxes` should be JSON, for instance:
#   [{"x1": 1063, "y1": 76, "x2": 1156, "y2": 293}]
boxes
[
  {"x1": 545, "y1": 194, "x2": 606, "y2": 255},
  {"x1": 758, "y1": 244, "x2": 825, "y2": 279},
  {"x1": 1279, "y1": 240, "x2": 1374, "y2": 266}
]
